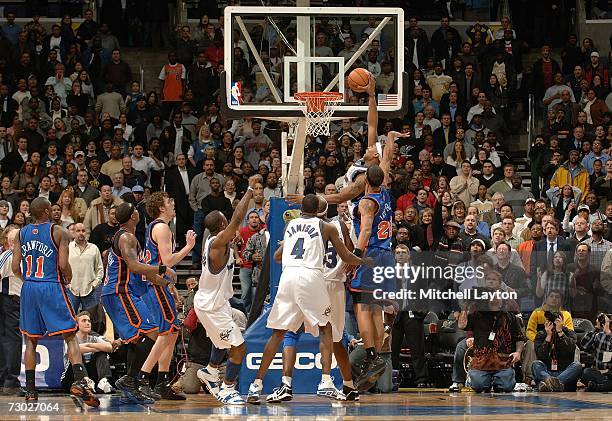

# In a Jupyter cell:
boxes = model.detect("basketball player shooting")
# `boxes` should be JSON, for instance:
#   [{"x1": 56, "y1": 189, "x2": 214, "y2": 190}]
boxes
[
  {"x1": 13, "y1": 197, "x2": 99, "y2": 406},
  {"x1": 287, "y1": 72, "x2": 409, "y2": 208},
  {"x1": 246, "y1": 194, "x2": 365, "y2": 404},
  {"x1": 138, "y1": 192, "x2": 196, "y2": 400},
  {"x1": 194, "y1": 174, "x2": 263, "y2": 405}
]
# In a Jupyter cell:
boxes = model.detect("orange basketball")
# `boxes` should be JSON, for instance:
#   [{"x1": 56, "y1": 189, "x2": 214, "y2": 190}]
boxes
[{"x1": 348, "y1": 68, "x2": 371, "y2": 92}]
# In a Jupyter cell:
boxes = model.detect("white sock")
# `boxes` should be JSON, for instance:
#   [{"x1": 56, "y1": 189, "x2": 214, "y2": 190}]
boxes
[
  {"x1": 343, "y1": 380, "x2": 354, "y2": 389},
  {"x1": 321, "y1": 374, "x2": 332, "y2": 384},
  {"x1": 221, "y1": 381, "x2": 234, "y2": 390},
  {"x1": 206, "y1": 365, "x2": 219, "y2": 377},
  {"x1": 253, "y1": 378, "x2": 263, "y2": 388},
  {"x1": 282, "y1": 376, "x2": 292, "y2": 387}
]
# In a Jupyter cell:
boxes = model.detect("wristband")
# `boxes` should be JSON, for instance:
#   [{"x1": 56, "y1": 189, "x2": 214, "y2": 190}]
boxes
[
  {"x1": 158, "y1": 264, "x2": 167, "y2": 275},
  {"x1": 353, "y1": 248, "x2": 363, "y2": 258},
  {"x1": 247, "y1": 186, "x2": 254, "y2": 192}
]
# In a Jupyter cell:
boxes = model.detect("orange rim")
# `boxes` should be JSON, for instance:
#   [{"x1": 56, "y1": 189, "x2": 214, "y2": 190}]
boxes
[{"x1": 294, "y1": 92, "x2": 343, "y2": 113}]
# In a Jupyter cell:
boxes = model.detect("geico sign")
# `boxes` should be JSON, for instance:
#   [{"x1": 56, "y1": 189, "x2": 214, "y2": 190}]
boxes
[
  {"x1": 21, "y1": 344, "x2": 50, "y2": 371},
  {"x1": 246, "y1": 352, "x2": 337, "y2": 370}
]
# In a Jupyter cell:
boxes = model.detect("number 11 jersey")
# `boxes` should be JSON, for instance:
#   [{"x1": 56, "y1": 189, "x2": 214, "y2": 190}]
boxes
[{"x1": 281, "y1": 216, "x2": 325, "y2": 271}]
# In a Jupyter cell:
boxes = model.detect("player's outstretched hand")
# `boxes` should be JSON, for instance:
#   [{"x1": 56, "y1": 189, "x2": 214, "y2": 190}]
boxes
[
  {"x1": 185, "y1": 229, "x2": 196, "y2": 249},
  {"x1": 286, "y1": 194, "x2": 304, "y2": 204},
  {"x1": 248, "y1": 174, "x2": 263, "y2": 188},
  {"x1": 387, "y1": 130, "x2": 411, "y2": 139},
  {"x1": 366, "y1": 73, "x2": 376, "y2": 96}
]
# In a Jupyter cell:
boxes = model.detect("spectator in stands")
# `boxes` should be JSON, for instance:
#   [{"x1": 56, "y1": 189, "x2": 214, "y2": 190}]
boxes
[
  {"x1": 237, "y1": 210, "x2": 262, "y2": 312},
  {"x1": 83, "y1": 184, "x2": 122, "y2": 236},
  {"x1": 504, "y1": 175, "x2": 535, "y2": 215},
  {"x1": 189, "y1": 158, "x2": 223, "y2": 267},
  {"x1": 103, "y1": 49, "x2": 132, "y2": 94},
  {"x1": 550, "y1": 149, "x2": 590, "y2": 202},
  {"x1": 67, "y1": 223, "x2": 104, "y2": 312},
  {"x1": 88, "y1": 204, "x2": 119, "y2": 253},
  {"x1": 531, "y1": 45, "x2": 561, "y2": 102},
  {"x1": 159, "y1": 52, "x2": 186, "y2": 119}
]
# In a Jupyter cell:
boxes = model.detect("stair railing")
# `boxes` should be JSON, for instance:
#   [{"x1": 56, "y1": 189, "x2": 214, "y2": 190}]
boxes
[
  {"x1": 527, "y1": 93, "x2": 535, "y2": 157},
  {"x1": 140, "y1": 65, "x2": 145, "y2": 93}
]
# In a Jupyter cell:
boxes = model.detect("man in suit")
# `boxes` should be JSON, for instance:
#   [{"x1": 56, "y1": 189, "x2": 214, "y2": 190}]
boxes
[
  {"x1": 165, "y1": 153, "x2": 195, "y2": 249},
  {"x1": 456, "y1": 63, "x2": 482, "y2": 103},
  {"x1": 433, "y1": 113, "x2": 456, "y2": 150},
  {"x1": 530, "y1": 220, "x2": 572, "y2": 280},
  {"x1": 430, "y1": 17, "x2": 461, "y2": 68}
]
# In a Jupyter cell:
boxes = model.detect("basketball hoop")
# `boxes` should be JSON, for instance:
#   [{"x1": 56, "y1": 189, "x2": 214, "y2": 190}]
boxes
[{"x1": 294, "y1": 92, "x2": 343, "y2": 137}]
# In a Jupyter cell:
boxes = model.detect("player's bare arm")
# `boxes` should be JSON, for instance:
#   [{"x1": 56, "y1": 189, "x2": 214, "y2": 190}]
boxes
[
  {"x1": 211, "y1": 174, "x2": 262, "y2": 250},
  {"x1": 11, "y1": 229, "x2": 22, "y2": 281},
  {"x1": 366, "y1": 74, "x2": 378, "y2": 147},
  {"x1": 286, "y1": 174, "x2": 366, "y2": 205},
  {"x1": 55, "y1": 225, "x2": 73, "y2": 284},
  {"x1": 155, "y1": 223, "x2": 196, "y2": 267},
  {"x1": 274, "y1": 243, "x2": 283, "y2": 263},
  {"x1": 322, "y1": 222, "x2": 362, "y2": 266},
  {"x1": 339, "y1": 219, "x2": 354, "y2": 250},
  {"x1": 355, "y1": 198, "x2": 378, "y2": 252},
  {"x1": 380, "y1": 131, "x2": 409, "y2": 185},
  {"x1": 120, "y1": 233, "x2": 170, "y2": 286}
]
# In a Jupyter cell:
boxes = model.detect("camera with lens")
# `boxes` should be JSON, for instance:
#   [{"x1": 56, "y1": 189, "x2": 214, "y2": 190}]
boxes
[{"x1": 544, "y1": 311, "x2": 561, "y2": 323}]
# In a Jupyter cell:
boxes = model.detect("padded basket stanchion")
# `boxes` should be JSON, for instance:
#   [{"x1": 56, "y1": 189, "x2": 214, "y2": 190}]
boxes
[{"x1": 293, "y1": 92, "x2": 344, "y2": 137}]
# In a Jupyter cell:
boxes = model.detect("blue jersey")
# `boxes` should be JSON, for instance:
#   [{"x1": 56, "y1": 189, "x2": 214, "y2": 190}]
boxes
[
  {"x1": 102, "y1": 229, "x2": 147, "y2": 297},
  {"x1": 20, "y1": 222, "x2": 61, "y2": 283},
  {"x1": 354, "y1": 187, "x2": 393, "y2": 251},
  {"x1": 144, "y1": 219, "x2": 175, "y2": 275}
]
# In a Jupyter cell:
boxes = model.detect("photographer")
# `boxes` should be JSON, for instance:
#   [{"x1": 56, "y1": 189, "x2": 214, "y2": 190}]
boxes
[
  {"x1": 532, "y1": 311, "x2": 582, "y2": 391},
  {"x1": 523, "y1": 290, "x2": 574, "y2": 385},
  {"x1": 458, "y1": 282, "x2": 524, "y2": 393},
  {"x1": 580, "y1": 313, "x2": 612, "y2": 392}
]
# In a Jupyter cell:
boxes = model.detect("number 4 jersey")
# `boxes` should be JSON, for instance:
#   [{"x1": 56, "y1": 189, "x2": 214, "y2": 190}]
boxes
[{"x1": 281, "y1": 216, "x2": 325, "y2": 270}]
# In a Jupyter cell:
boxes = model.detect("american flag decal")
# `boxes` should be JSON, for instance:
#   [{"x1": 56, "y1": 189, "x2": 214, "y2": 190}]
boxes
[{"x1": 378, "y1": 94, "x2": 399, "y2": 106}]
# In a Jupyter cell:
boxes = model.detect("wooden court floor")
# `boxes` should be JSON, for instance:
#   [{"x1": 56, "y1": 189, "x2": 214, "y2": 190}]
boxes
[{"x1": 1, "y1": 391, "x2": 612, "y2": 420}]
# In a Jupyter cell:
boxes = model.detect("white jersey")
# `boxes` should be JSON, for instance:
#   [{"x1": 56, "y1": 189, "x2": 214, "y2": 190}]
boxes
[
  {"x1": 324, "y1": 218, "x2": 346, "y2": 283},
  {"x1": 194, "y1": 235, "x2": 236, "y2": 312},
  {"x1": 345, "y1": 159, "x2": 367, "y2": 185},
  {"x1": 281, "y1": 217, "x2": 325, "y2": 270}
]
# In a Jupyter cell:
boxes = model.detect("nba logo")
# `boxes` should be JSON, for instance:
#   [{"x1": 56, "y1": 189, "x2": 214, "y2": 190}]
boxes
[{"x1": 230, "y1": 82, "x2": 243, "y2": 105}]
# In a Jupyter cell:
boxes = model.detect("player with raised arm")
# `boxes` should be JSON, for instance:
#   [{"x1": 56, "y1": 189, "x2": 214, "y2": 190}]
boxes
[
  {"x1": 138, "y1": 192, "x2": 196, "y2": 400},
  {"x1": 268, "y1": 196, "x2": 360, "y2": 403},
  {"x1": 287, "y1": 75, "x2": 409, "y2": 209},
  {"x1": 100, "y1": 202, "x2": 176, "y2": 404},
  {"x1": 350, "y1": 162, "x2": 396, "y2": 391},
  {"x1": 13, "y1": 197, "x2": 98, "y2": 405},
  {"x1": 246, "y1": 194, "x2": 364, "y2": 404},
  {"x1": 194, "y1": 174, "x2": 263, "y2": 405}
]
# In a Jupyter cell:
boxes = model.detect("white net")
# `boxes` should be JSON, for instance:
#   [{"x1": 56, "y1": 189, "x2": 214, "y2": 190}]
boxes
[{"x1": 294, "y1": 92, "x2": 343, "y2": 137}]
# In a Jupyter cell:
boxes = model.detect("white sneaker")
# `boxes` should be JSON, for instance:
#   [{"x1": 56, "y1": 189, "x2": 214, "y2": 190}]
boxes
[
  {"x1": 197, "y1": 367, "x2": 221, "y2": 398},
  {"x1": 97, "y1": 377, "x2": 113, "y2": 394},
  {"x1": 448, "y1": 382, "x2": 463, "y2": 392},
  {"x1": 317, "y1": 378, "x2": 340, "y2": 399},
  {"x1": 217, "y1": 384, "x2": 245, "y2": 405},
  {"x1": 246, "y1": 382, "x2": 262, "y2": 405},
  {"x1": 514, "y1": 382, "x2": 529, "y2": 392},
  {"x1": 84, "y1": 377, "x2": 96, "y2": 392}
]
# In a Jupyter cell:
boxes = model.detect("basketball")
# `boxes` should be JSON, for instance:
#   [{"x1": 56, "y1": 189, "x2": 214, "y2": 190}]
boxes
[{"x1": 348, "y1": 68, "x2": 371, "y2": 92}]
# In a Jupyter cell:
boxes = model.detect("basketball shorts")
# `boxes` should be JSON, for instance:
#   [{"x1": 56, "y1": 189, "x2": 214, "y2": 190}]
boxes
[
  {"x1": 267, "y1": 268, "x2": 331, "y2": 337},
  {"x1": 20, "y1": 281, "x2": 77, "y2": 337},
  {"x1": 195, "y1": 301, "x2": 244, "y2": 350},
  {"x1": 327, "y1": 281, "x2": 346, "y2": 342},
  {"x1": 142, "y1": 284, "x2": 180, "y2": 335},
  {"x1": 349, "y1": 247, "x2": 396, "y2": 304},
  {"x1": 101, "y1": 293, "x2": 157, "y2": 343}
]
